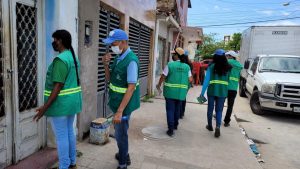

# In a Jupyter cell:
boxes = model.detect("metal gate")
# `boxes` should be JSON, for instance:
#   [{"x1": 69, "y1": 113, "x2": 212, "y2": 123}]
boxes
[
  {"x1": 128, "y1": 18, "x2": 151, "y2": 96},
  {"x1": 98, "y1": 6, "x2": 120, "y2": 117},
  {"x1": 10, "y1": 0, "x2": 45, "y2": 163}
]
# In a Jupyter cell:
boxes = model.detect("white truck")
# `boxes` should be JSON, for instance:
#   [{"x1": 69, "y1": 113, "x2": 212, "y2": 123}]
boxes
[{"x1": 239, "y1": 26, "x2": 300, "y2": 115}]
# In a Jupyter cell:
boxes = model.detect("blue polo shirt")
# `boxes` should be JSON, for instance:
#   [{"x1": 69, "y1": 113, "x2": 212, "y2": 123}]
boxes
[{"x1": 116, "y1": 48, "x2": 138, "y2": 84}]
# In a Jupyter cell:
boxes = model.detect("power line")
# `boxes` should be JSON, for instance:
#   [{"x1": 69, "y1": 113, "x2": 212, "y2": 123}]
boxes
[{"x1": 195, "y1": 16, "x2": 300, "y2": 27}]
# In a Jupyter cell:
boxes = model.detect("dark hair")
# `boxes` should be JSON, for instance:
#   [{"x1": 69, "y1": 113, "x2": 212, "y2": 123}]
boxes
[
  {"x1": 178, "y1": 54, "x2": 187, "y2": 63},
  {"x1": 179, "y1": 54, "x2": 193, "y2": 70},
  {"x1": 213, "y1": 54, "x2": 232, "y2": 76},
  {"x1": 52, "y1": 30, "x2": 80, "y2": 86}
]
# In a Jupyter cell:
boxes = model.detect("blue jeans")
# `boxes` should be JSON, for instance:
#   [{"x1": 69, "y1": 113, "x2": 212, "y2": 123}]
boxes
[
  {"x1": 165, "y1": 98, "x2": 181, "y2": 130},
  {"x1": 50, "y1": 115, "x2": 76, "y2": 169},
  {"x1": 114, "y1": 116, "x2": 130, "y2": 166},
  {"x1": 207, "y1": 96, "x2": 226, "y2": 128}
]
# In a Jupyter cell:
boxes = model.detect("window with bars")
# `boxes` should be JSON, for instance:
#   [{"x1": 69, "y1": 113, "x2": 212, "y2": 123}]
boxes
[
  {"x1": 16, "y1": 3, "x2": 38, "y2": 112},
  {"x1": 98, "y1": 6, "x2": 120, "y2": 92},
  {"x1": 128, "y1": 18, "x2": 151, "y2": 78},
  {"x1": 0, "y1": 0, "x2": 4, "y2": 117}
]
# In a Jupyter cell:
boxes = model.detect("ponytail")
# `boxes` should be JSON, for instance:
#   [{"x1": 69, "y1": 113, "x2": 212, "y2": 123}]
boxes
[{"x1": 70, "y1": 46, "x2": 80, "y2": 86}]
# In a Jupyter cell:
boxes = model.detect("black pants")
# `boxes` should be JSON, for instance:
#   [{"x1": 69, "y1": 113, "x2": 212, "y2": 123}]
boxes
[
  {"x1": 180, "y1": 100, "x2": 186, "y2": 118},
  {"x1": 224, "y1": 90, "x2": 237, "y2": 124}
]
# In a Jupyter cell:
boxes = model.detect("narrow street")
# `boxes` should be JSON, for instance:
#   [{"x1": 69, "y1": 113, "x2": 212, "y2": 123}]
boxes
[
  {"x1": 75, "y1": 86, "x2": 262, "y2": 169},
  {"x1": 234, "y1": 95, "x2": 300, "y2": 169}
]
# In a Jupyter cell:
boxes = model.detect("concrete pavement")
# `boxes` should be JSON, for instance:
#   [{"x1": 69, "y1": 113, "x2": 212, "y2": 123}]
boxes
[
  {"x1": 76, "y1": 86, "x2": 262, "y2": 169},
  {"x1": 234, "y1": 94, "x2": 300, "y2": 169}
]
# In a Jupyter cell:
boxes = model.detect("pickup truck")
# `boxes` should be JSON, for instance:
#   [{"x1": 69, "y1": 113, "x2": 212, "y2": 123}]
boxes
[{"x1": 239, "y1": 55, "x2": 300, "y2": 115}]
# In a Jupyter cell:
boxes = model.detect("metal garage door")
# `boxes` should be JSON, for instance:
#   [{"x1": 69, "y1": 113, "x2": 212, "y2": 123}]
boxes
[
  {"x1": 98, "y1": 6, "x2": 120, "y2": 118},
  {"x1": 128, "y1": 18, "x2": 151, "y2": 96}
]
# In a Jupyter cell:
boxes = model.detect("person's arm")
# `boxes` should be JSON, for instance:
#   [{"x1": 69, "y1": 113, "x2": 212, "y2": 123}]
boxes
[
  {"x1": 188, "y1": 69, "x2": 193, "y2": 83},
  {"x1": 113, "y1": 61, "x2": 138, "y2": 124},
  {"x1": 34, "y1": 83, "x2": 64, "y2": 121},
  {"x1": 200, "y1": 68, "x2": 211, "y2": 96},
  {"x1": 114, "y1": 84, "x2": 136, "y2": 124},
  {"x1": 102, "y1": 53, "x2": 111, "y2": 81},
  {"x1": 34, "y1": 59, "x2": 67, "y2": 121},
  {"x1": 156, "y1": 65, "x2": 168, "y2": 93}
]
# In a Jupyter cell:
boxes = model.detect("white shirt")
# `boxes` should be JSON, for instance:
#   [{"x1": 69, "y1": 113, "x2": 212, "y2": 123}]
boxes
[{"x1": 162, "y1": 61, "x2": 192, "y2": 77}]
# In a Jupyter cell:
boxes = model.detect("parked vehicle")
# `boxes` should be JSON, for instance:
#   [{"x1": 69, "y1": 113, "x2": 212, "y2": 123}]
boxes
[{"x1": 239, "y1": 26, "x2": 300, "y2": 115}]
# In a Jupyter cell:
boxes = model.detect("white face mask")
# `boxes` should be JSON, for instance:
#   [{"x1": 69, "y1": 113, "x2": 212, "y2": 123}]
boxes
[{"x1": 111, "y1": 45, "x2": 122, "y2": 54}]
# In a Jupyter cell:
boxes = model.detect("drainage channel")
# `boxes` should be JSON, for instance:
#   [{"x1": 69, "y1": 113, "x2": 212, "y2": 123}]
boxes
[{"x1": 234, "y1": 114, "x2": 266, "y2": 164}]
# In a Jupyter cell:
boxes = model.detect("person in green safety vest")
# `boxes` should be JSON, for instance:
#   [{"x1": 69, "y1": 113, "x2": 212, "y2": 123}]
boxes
[
  {"x1": 102, "y1": 29, "x2": 140, "y2": 169},
  {"x1": 179, "y1": 50, "x2": 194, "y2": 119},
  {"x1": 223, "y1": 51, "x2": 243, "y2": 127},
  {"x1": 199, "y1": 49, "x2": 232, "y2": 138},
  {"x1": 33, "y1": 30, "x2": 82, "y2": 169},
  {"x1": 156, "y1": 47, "x2": 193, "y2": 137}
]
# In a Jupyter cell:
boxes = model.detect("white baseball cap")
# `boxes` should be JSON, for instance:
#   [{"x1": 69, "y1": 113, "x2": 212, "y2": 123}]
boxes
[{"x1": 225, "y1": 51, "x2": 238, "y2": 58}]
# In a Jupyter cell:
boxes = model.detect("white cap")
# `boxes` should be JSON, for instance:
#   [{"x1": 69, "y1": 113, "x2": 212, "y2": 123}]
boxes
[{"x1": 225, "y1": 51, "x2": 238, "y2": 58}]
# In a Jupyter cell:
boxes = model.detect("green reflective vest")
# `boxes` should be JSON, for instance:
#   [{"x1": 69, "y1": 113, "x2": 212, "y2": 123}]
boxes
[
  {"x1": 207, "y1": 64, "x2": 230, "y2": 97},
  {"x1": 228, "y1": 59, "x2": 243, "y2": 91},
  {"x1": 44, "y1": 50, "x2": 82, "y2": 117},
  {"x1": 163, "y1": 61, "x2": 190, "y2": 101},
  {"x1": 109, "y1": 51, "x2": 140, "y2": 116}
]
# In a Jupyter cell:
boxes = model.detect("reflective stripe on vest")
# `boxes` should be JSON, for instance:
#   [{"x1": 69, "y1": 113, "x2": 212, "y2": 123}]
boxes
[
  {"x1": 44, "y1": 87, "x2": 82, "y2": 96},
  {"x1": 109, "y1": 82, "x2": 140, "y2": 94},
  {"x1": 209, "y1": 80, "x2": 229, "y2": 85},
  {"x1": 230, "y1": 77, "x2": 239, "y2": 82},
  {"x1": 164, "y1": 82, "x2": 188, "y2": 89}
]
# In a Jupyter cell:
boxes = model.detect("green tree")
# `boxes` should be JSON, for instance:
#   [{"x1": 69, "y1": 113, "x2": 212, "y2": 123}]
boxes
[
  {"x1": 199, "y1": 33, "x2": 229, "y2": 60},
  {"x1": 227, "y1": 33, "x2": 241, "y2": 51},
  {"x1": 199, "y1": 33, "x2": 219, "y2": 60}
]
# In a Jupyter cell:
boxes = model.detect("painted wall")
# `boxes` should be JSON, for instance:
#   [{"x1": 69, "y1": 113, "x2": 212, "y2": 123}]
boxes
[
  {"x1": 176, "y1": 0, "x2": 189, "y2": 27},
  {"x1": 45, "y1": 0, "x2": 78, "y2": 146},
  {"x1": 100, "y1": 0, "x2": 156, "y2": 31},
  {"x1": 77, "y1": 0, "x2": 99, "y2": 139}
]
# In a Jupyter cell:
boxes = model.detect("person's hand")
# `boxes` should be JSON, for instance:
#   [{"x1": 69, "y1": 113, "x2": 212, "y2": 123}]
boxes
[
  {"x1": 102, "y1": 53, "x2": 112, "y2": 66},
  {"x1": 156, "y1": 84, "x2": 162, "y2": 95},
  {"x1": 33, "y1": 106, "x2": 47, "y2": 122},
  {"x1": 113, "y1": 111, "x2": 123, "y2": 124}
]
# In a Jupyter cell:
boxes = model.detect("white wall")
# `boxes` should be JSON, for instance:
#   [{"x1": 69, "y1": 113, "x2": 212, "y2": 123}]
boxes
[{"x1": 45, "y1": 0, "x2": 79, "y2": 147}]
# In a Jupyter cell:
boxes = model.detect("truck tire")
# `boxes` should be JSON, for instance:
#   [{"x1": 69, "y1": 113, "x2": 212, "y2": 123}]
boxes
[
  {"x1": 250, "y1": 90, "x2": 265, "y2": 115},
  {"x1": 239, "y1": 79, "x2": 247, "y2": 97}
]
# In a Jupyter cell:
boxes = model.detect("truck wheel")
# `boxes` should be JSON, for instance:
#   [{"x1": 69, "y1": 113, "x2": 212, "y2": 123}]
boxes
[
  {"x1": 239, "y1": 79, "x2": 247, "y2": 97},
  {"x1": 250, "y1": 90, "x2": 265, "y2": 115}
]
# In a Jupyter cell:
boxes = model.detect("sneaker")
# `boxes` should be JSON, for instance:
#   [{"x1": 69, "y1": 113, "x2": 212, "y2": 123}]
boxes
[
  {"x1": 69, "y1": 164, "x2": 77, "y2": 169},
  {"x1": 166, "y1": 129, "x2": 174, "y2": 137},
  {"x1": 224, "y1": 123, "x2": 230, "y2": 127},
  {"x1": 115, "y1": 153, "x2": 131, "y2": 166},
  {"x1": 117, "y1": 166, "x2": 127, "y2": 169},
  {"x1": 206, "y1": 125, "x2": 214, "y2": 131},
  {"x1": 215, "y1": 127, "x2": 221, "y2": 138}
]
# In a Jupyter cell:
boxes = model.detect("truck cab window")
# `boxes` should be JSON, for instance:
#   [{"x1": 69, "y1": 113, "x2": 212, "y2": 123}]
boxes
[{"x1": 250, "y1": 58, "x2": 259, "y2": 74}]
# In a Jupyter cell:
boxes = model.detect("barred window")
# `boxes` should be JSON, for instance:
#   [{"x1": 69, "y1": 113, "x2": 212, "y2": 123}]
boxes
[
  {"x1": 16, "y1": 3, "x2": 38, "y2": 112},
  {"x1": 98, "y1": 6, "x2": 120, "y2": 92}
]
